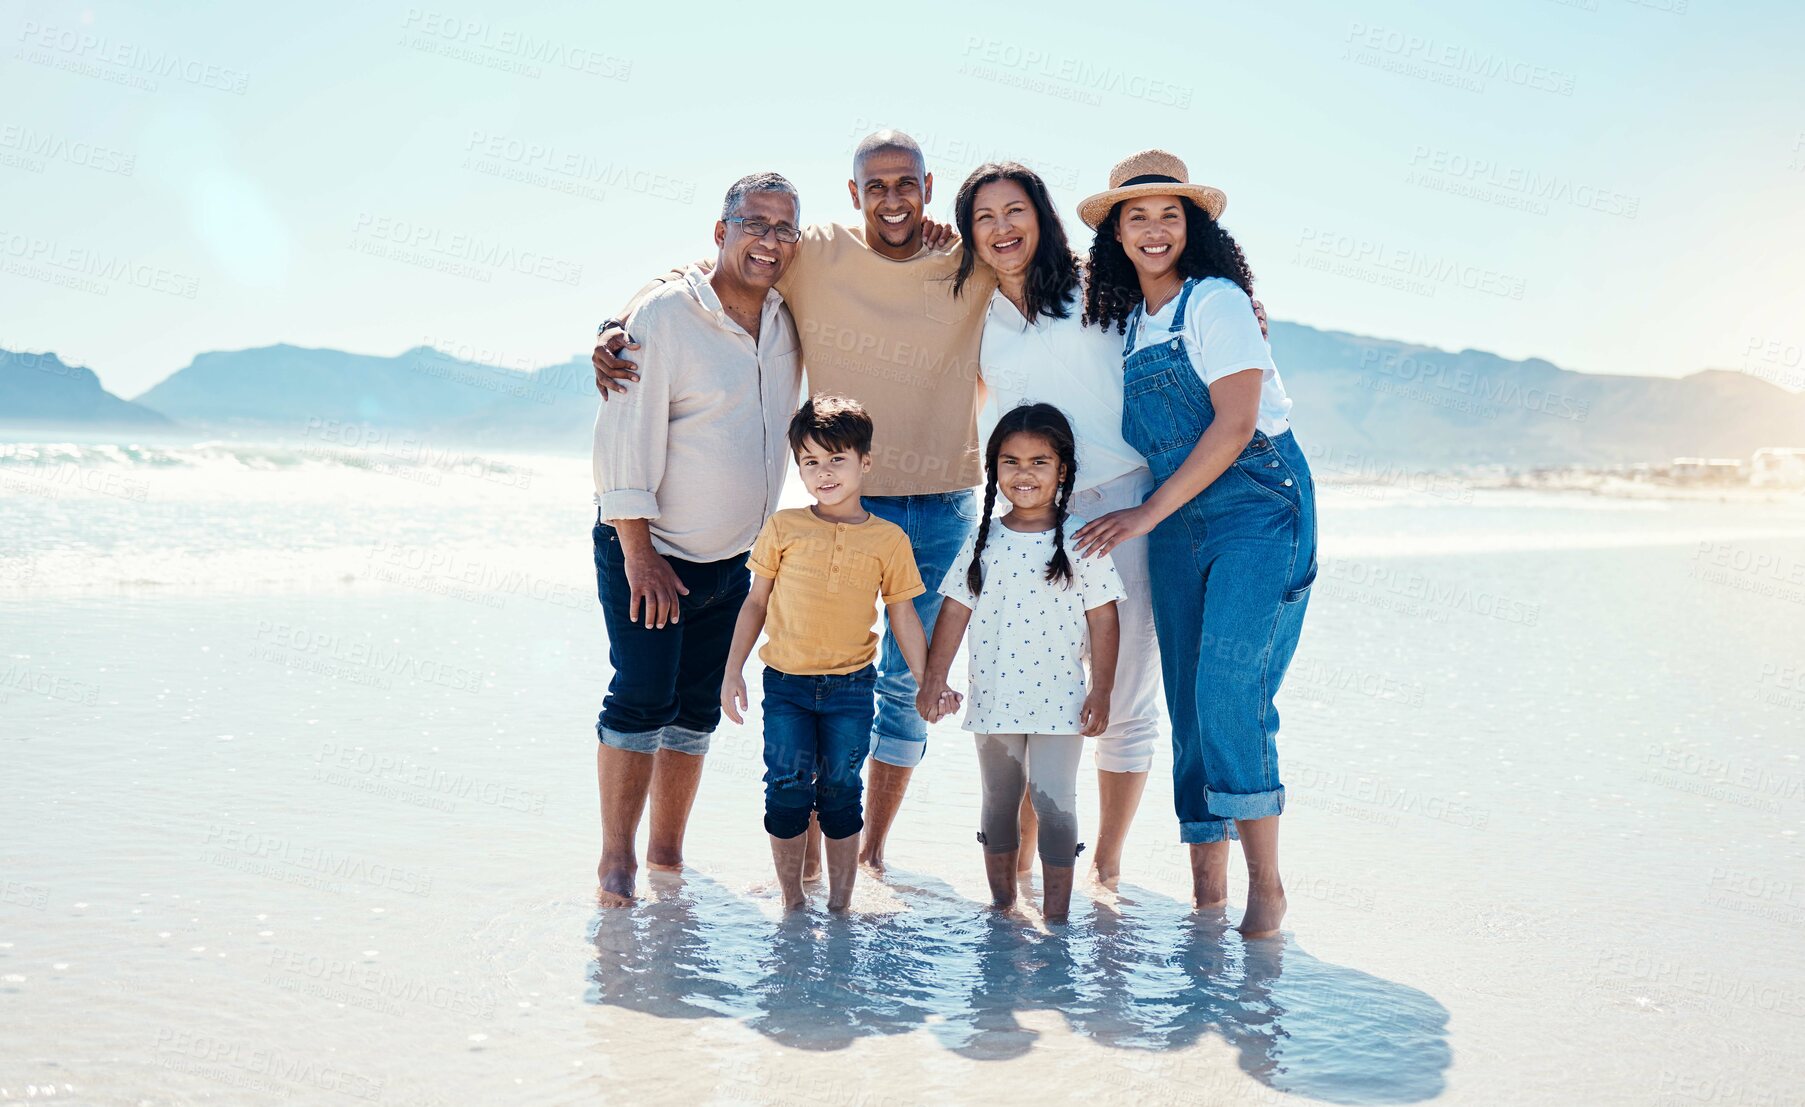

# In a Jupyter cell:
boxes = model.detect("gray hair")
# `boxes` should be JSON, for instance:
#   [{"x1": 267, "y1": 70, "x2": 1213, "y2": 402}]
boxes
[{"x1": 721, "y1": 172, "x2": 799, "y2": 220}]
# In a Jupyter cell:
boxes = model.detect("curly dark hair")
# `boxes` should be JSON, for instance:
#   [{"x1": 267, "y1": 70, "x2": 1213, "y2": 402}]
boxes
[
  {"x1": 1081, "y1": 196, "x2": 1255, "y2": 334},
  {"x1": 951, "y1": 162, "x2": 1080, "y2": 320},
  {"x1": 967, "y1": 402, "x2": 1079, "y2": 598}
]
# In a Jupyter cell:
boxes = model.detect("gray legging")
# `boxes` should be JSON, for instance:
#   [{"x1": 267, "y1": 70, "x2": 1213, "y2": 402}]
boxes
[{"x1": 973, "y1": 733, "x2": 1084, "y2": 867}]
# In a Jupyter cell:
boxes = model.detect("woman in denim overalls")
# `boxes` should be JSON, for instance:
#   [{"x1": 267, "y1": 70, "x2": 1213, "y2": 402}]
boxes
[{"x1": 1073, "y1": 151, "x2": 1317, "y2": 938}]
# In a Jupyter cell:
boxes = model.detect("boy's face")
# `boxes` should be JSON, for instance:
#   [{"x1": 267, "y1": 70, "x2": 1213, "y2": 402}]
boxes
[{"x1": 794, "y1": 436, "x2": 870, "y2": 509}]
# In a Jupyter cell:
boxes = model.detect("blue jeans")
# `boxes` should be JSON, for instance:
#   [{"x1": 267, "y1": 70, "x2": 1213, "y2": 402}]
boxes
[
  {"x1": 761, "y1": 665, "x2": 878, "y2": 839},
  {"x1": 1120, "y1": 280, "x2": 1318, "y2": 844},
  {"x1": 861, "y1": 490, "x2": 980, "y2": 768},
  {"x1": 593, "y1": 521, "x2": 750, "y2": 754}
]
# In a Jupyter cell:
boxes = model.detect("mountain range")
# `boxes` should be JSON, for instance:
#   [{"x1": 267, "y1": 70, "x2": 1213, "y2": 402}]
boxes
[{"x1": 4, "y1": 325, "x2": 1802, "y2": 468}]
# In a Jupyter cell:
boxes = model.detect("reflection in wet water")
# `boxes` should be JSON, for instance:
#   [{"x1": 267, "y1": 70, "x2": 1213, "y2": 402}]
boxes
[{"x1": 587, "y1": 871, "x2": 1450, "y2": 1104}]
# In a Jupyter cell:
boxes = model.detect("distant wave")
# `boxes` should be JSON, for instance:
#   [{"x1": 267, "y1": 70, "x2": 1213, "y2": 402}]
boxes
[{"x1": 0, "y1": 439, "x2": 540, "y2": 481}]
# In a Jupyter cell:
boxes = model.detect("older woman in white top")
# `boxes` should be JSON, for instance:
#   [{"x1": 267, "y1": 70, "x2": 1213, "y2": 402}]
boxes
[{"x1": 949, "y1": 162, "x2": 1164, "y2": 890}]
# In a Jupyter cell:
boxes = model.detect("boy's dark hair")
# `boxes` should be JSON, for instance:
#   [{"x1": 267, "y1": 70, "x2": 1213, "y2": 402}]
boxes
[
  {"x1": 968, "y1": 402, "x2": 1080, "y2": 597},
  {"x1": 787, "y1": 393, "x2": 873, "y2": 457}
]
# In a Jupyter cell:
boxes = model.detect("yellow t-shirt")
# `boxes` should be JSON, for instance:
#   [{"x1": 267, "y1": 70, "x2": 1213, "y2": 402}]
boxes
[
  {"x1": 747, "y1": 507, "x2": 926, "y2": 676},
  {"x1": 776, "y1": 224, "x2": 996, "y2": 497}
]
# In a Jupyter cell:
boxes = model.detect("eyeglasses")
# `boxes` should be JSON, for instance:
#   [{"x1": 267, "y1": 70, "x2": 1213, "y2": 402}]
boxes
[{"x1": 725, "y1": 217, "x2": 801, "y2": 244}]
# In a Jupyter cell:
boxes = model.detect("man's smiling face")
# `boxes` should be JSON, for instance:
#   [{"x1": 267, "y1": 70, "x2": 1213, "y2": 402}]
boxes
[
  {"x1": 849, "y1": 147, "x2": 930, "y2": 254},
  {"x1": 715, "y1": 188, "x2": 800, "y2": 291}
]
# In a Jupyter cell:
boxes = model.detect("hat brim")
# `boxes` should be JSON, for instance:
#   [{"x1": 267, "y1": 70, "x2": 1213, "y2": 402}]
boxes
[{"x1": 1078, "y1": 182, "x2": 1227, "y2": 229}]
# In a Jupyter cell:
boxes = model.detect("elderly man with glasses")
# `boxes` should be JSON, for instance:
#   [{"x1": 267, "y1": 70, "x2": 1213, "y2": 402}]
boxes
[{"x1": 589, "y1": 172, "x2": 805, "y2": 905}]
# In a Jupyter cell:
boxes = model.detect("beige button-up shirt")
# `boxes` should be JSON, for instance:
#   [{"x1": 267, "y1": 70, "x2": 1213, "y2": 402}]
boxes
[{"x1": 593, "y1": 267, "x2": 802, "y2": 563}]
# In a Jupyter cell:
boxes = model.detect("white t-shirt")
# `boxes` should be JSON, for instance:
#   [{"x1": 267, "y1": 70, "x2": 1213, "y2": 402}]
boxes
[
  {"x1": 979, "y1": 290, "x2": 1149, "y2": 490},
  {"x1": 1126, "y1": 277, "x2": 1292, "y2": 436},
  {"x1": 938, "y1": 521, "x2": 1127, "y2": 735}
]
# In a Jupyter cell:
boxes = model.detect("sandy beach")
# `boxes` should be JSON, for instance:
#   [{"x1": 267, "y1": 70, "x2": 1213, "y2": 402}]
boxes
[{"x1": 2, "y1": 442, "x2": 1803, "y2": 1105}]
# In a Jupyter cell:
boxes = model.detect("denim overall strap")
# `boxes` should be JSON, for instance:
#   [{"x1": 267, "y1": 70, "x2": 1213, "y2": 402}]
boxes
[
  {"x1": 1122, "y1": 303, "x2": 1145, "y2": 358},
  {"x1": 1165, "y1": 278, "x2": 1197, "y2": 334},
  {"x1": 1120, "y1": 277, "x2": 1198, "y2": 357}
]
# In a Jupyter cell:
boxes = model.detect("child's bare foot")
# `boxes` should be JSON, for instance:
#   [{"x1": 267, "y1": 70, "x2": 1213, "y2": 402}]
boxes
[
  {"x1": 1041, "y1": 864, "x2": 1075, "y2": 923},
  {"x1": 597, "y1": 858, "x2": 637, "y2": 907},
  {"x1": 770, "y1": 834, "x2": 808, "y2": 911},
  {"x1": 823, "y1": 834, "x2": 858, "y2": 912},
  {"x1": 1088, "y1": 858, "x2": 1121, "y2": 891},
  {"x1": 1239, "y1": 882, "x2": 1287, "y2": 939},
  {"x1": 1189, "y1": 841, "x2": 1230, "y2": 909},
  {"x1": 983, "y1": 850, "x2": 1019, "y2": 910},
  {"x1": 802, "y1": 818, "x2": 824, "y2": 882}
]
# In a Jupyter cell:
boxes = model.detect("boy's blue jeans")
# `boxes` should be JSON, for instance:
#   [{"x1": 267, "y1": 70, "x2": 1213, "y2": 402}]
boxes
[{"x1": 761, "y1": 665, "x2": 878, "y2": 840}]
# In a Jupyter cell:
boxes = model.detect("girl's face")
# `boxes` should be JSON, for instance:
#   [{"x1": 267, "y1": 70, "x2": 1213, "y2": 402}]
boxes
[
  {"x1": 994, "y1": 431, "x2": 1067, "y2": 513},
  {"x1": 1115, "y1": 194, "x2": 1187, "y2": 281},
  {"x1": 970, "y1": 178, "x2": 1040, "y2": 283}
]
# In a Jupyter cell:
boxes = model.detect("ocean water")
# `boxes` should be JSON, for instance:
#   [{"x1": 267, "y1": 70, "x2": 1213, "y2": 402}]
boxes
[{"x1": 2, "y1": 438, "x2": 1803, "y2": 1106}]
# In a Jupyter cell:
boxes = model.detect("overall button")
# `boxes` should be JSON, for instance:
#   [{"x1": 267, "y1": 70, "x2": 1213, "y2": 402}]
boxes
[
  {"x1": 1282, "y1": 478, "x2": 1294, "y2": 487},
  {"x1": 1267, "y1": 460, "x2": 1280, "y2": 468},
  {"x1": 1169, "y1": 339, "x2": 1180, "y2": 350}
]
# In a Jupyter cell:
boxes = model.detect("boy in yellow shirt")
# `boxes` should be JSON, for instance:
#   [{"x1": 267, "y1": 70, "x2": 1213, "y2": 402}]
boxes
[{"x1": 721, "y1": 395, "x2": 928, "y2": 911}]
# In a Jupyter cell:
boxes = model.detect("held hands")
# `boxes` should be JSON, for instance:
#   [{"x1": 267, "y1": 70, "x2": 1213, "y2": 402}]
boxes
[
  {"x1": 721, "y1": 670, "x2": 748, "y2": 725},
  {"x1": 592, "y1": 326, "x2": 640, "y2": 398},
  {"x1": 1079, "y1": 687, "x2": 1112, "y2": 738},
  {"x1": 622, "y1": 549, "x2": 688, "y2": 629},
  {"x1": 1072, "y1": 506, "x2": 1157, "y2": 559},
  {"x1": 914, "y1": 678, "x2": 963, "y2": 724}
]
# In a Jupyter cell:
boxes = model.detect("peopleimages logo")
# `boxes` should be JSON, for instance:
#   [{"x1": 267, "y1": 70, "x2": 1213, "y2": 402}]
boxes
[
  {"x1": 350, "y1": 211, "x2": 582, "y2": 287},
  {"x1": 958, "y1": 36, "x2": 1194, "y2": 108},
  {"x1": 15, "y1": 22, "x2": 250, "y2": 94}
]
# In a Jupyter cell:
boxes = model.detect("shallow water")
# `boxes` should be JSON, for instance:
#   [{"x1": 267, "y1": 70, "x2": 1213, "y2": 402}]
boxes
[{"x1": 2, "y1": 441, "x2": 1802, "y2": 1104}]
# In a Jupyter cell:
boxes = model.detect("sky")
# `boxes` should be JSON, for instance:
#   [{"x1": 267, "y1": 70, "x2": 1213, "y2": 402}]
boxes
[{"x1": 4, "y1": 0, "x2": 1804, "y2": 399}]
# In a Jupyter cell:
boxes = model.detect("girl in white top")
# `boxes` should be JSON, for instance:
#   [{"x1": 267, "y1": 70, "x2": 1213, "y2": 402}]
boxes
[{"x1": 916, "y1": 402, "x2": 1125, "y2": 922}]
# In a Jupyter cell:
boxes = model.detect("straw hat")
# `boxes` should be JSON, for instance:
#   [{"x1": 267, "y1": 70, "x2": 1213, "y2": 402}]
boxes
[{"x1": 1077, "y1": 149, "x2": 1226, "y2": 228}]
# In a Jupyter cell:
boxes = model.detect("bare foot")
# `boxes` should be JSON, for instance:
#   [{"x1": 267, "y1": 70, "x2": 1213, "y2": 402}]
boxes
[
  {"x1": 1041, "y1": 864, "x2": 1075, "y2": 924},
  {"x1": 1190, "y1": 841, "x2": 1229, "y2": 910},
  {"x1": 597, "y1": 860, "x2": 637, "y2": 907},
  {"x1": 858, "y1": 846, "x2": 886, "y2": 873},
  {"x1": 644, "y1": 845, "x2": 683, "y2": 873},
  {"x1": 803, "y1": 819, "x2": 824, "y2": 882},
  {"x1": 1239, "y1": 884, "x2": 1287, "y2": 939},
  {"x1": 827, "y1": 891, "x2": 852, "y2": 912},
  {"x1": 1088, "y1": 860, "x2": 1121, "y2": 891},
  {"x1": 782, "y1": 891, "x2": 808, "y2": 911}
]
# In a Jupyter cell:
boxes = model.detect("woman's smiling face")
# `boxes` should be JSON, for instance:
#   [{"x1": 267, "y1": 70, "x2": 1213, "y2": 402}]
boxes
[
  {"x1": 1115, "y1": 194, "x2": 1187, "y2": 280},
  {"x1": 971, "y1": 178, "x2": 1040, "y2": 283}
]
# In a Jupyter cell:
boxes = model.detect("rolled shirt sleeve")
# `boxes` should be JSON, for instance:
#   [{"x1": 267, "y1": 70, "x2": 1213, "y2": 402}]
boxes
[
  {"x1": 747, "y1": 516, "x2": 783, "y2": 580},
  {"x1": 880, "y1": 532, "x2": 927, "y2": 604},
  {"x1": 592, "y1": 302, "x2": 673, "y2": 522}
]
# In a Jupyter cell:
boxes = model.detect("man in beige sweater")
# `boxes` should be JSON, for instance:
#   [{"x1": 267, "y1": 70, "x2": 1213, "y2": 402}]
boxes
[{"x1": 593, "y1": 131, "x2": 994, "y2": 871}]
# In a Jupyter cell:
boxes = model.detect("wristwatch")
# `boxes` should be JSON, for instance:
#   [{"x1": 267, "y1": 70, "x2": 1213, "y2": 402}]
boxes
[{"x1": 596, "y1": 318, "x2": 625, "y2": 337}]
